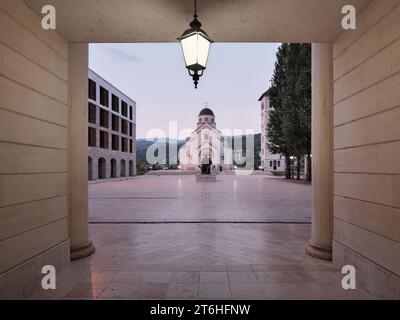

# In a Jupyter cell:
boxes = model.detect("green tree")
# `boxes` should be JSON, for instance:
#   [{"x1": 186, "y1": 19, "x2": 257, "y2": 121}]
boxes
[
  {"x1": 267, "y1": 43, "x2": 311, "y2": 180},
  {"x1": 267, "y1": 44, "x2": 292, "y2": 179}
]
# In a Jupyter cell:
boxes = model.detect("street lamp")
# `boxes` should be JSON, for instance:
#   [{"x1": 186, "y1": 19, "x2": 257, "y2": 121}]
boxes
[{"x1": 178, "y1": 0, "x2": 213, "y2": 89}]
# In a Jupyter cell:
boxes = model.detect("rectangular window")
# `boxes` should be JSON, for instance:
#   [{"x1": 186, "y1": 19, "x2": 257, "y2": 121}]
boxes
[
  {"x1": 270, "y1": 161, "x2": 273, "y2": 167},
  {"x1": 129, "y1": 139, "x2": 133, "y2": 153},
  {"x1": 112, "y1": 134, "x2": 119, "y2": 151},
  {"x1": 121, "y1": 119, "x2": 128, "y2": 135},
  {"x1": 88, "y1": 127, "x2": 96, "y2": 147},
  {"x1": 121, "y1": 137, "x2": 128, "y2": 152},
  {"x1": 112, "y1": 94, "x2": 119, "y2": 112},
  {"x1": 129, "y1": 123, "x2": 133, "y2": 137},
  {"x1": 100, "y1": 130, "x2": 109, "y2": 149},
  {"x1": 121, "y1": 101, "x2": 128, "y2": 117},
  {"x1": 112, "y1": 115, "x2": 119, "y2": 132},
  {"x1": 88, "y1": 103, "x2": 96, "y2": 124},
  {"x1": 100, "y1": 109, "x2": 109, "y2": 128},
  {"x1": 100, "y1": 86, "x2": 109, "y2": 107},
  {"x1": 88, "y1": 79, "x2": 96, "y2": 101},
  {"x1": 278, "y1": 161, "x2": 281, "y2": 167},
  {"x1": 129, "y1": 106, "x2": 133, "y2": 120}
]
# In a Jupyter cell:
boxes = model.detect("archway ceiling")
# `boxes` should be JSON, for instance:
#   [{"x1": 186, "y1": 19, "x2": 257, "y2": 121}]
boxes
[{"x1": 23, "y1": 0, "x2": 371, "y2": 43}]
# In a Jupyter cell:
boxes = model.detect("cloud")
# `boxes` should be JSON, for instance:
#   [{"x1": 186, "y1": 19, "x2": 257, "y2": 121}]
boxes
[{"x1": 101, "y1": 46, "x2": 140, "y2": 63}]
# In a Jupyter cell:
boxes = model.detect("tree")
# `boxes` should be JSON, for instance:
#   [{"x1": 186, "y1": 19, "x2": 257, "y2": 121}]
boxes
[
  {"x1": 267, "y1": 44, "x2": 293, "y2": 179},
  {"x1": 267, "y1": 43, "x2": 311, "y2": 180}
]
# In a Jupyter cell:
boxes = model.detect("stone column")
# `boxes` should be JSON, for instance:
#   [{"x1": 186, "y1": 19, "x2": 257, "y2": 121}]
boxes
[
  {"x1": 68, "y1": 43, "x2": 95, "y2": 260},
  {"x1": 306, "y1": 43, "x2": 333, "y2": 261}
]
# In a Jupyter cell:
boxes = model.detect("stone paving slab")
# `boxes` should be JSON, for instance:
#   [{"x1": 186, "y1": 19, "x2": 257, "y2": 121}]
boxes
[
  {"x1": 25, "y1": 223, "x2": 375, "y2": 300},
  {"x1": 89, "y1": 175, "x2": 311, "y2": 223}
]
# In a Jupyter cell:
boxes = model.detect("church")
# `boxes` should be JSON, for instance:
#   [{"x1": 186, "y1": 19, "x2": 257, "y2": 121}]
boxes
[{"x1": 178, "y1": 107, "x2": 233, "y2": 172}]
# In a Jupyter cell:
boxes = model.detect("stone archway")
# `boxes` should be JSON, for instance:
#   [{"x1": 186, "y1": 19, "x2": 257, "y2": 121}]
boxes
[
  {"x1": 120, "y1": 159, "x2": 126, "y2": 177},
  {"x1": 129, "y1": 160, "x2": 134, "y2": 176},
  {"x1": 98, "y1": 158, "x2": 106, "y2": 179},
  {"x1": 111, "y1": 159, "x2": 117, "y2": 178},
  {"x1": 88, "y1": 157, "x2": 93, "y2": 181}
]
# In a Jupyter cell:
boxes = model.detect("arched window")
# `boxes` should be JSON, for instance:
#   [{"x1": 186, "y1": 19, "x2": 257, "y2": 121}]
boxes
[
  {"x1": 120, "y1": 159, "x2": 126, "y2": 177},
  {"x1": 129, "y1": 160, "x2": 134, "y2": 176},
  {"x1": 98, "y1": 158, "x2": 106, "y2": 179},
  {"x1": 88, "y1": 157, "x2": 93, "y2": 180},
  {"x1": 111, "y1": 159, "x2": 117, "y2": 178}
]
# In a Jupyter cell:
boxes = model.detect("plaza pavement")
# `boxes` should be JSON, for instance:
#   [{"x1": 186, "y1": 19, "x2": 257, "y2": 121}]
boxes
[
  {"x1": 26, "y1": 174, "x2": 375, "y2": 299},
  {"x1": 89, "y1": 175, "x2": 311, "y2": 223}
]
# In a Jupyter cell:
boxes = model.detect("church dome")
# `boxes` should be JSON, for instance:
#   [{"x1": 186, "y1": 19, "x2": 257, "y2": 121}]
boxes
[{"x1": 199, "y1": 108, "x2": 215, "y2": 117}]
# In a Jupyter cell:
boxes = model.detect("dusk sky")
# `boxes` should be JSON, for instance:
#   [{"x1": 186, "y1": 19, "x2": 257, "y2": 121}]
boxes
[{"x1": 89, "y1": 43, "x2": 280, "y2": 139}]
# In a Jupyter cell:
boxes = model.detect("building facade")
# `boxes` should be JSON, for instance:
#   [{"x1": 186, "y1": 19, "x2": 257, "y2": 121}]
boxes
[
  {"x1": 1, "y1": 0, "x2": 400, "y2": 299},
  {"x1": 87, "y1": 70, "x2": 136, "y2": 180},
  {"x1": 178, "y1": 108, "x2": 233, "y2": 172},
  {"x1": 258, "y1": 90, "x2": 286, "y2": 173}
]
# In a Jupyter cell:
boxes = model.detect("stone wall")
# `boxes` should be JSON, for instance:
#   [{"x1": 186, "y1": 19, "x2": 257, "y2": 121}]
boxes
[
  {"x1": 0, "y1": 0, "x2": 70, "y2": 297},
  {"x1": 332, "y1": 0, "x2": 400, "y2": 298}
]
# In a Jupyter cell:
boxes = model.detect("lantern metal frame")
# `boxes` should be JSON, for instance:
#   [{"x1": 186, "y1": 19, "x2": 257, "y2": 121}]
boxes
[{"x1": 177, "y1": 0, "x2": 213, "y2": 88}]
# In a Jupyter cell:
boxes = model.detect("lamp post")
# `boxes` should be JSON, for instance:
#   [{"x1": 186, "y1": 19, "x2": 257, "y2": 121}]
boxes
[{"x1": 178, "y1": 0, "x2": 213, "y2": 88}]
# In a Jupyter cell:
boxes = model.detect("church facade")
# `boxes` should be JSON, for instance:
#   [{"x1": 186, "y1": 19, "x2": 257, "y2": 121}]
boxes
[{"x1": 178, "y1": 108, "x2": 233, "y2": 172}]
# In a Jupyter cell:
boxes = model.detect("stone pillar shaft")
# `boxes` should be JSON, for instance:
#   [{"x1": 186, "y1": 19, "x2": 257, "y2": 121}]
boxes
[
  {"x1": 306, "y1": 43, "x2": 334, "y2": 261},
  {"x1": 68, "y1": 43, "x2": 95, "y2": 260}
]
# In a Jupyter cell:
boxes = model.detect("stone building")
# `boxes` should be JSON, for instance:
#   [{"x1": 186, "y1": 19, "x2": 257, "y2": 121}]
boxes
[
  {"x1": 258, "y1": 90, "x2": 286, "y2": 173},
  {"x1": 87, "y1": 70, "x2": 136, "y2": 180},
  {"x1": 1, "y1": 0, "x2": 399, "y2": 299},
  {"x1": 178, "y1": 107, "x2": 233, "y2": 171}
]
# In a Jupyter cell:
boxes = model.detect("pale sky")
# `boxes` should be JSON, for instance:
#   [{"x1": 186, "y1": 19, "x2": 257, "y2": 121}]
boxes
[{"x1": 89, "y1": 43, "x2": 280, "y2": 139}]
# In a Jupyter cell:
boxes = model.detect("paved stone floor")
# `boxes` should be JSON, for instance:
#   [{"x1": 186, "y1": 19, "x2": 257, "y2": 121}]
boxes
[
  {"x1": 26, "y1": 175, "x2": 375, "y2": 299},
  {"x1": 89, "y1": 175, "x2": 311, "y2": 222}
]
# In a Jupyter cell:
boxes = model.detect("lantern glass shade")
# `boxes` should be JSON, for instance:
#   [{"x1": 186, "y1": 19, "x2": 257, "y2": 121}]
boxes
[{"x1": 180, "y1": 31, "x2": 211, "y2": 70}]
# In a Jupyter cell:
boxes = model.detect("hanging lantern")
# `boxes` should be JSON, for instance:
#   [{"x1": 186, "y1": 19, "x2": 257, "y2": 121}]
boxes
[{"x1": 178, "y1": 0, "x2": 213, "y2": 88}]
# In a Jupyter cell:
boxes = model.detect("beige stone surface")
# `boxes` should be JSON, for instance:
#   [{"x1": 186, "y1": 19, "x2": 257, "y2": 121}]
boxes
[
  {"x1": 334, "y1": 107, "x2": 400, "y2": 149},
  {"x1": 307, "y1": 43, "x2": 334, "y2": 260},
  {"x1": 0, "y1": 173, "x2": 67, "y2": 207},
  {"x1": 333, "y1": 0, "x2": 400, "y2": 298},
  {"x1": 22, "y1": 0, "x2": 371, "y2": 43},
  {"x1": 333, "y1": 0, "x2": 400, "y2": 58},
  {"x1": 334, "y1": 141, "x2": 400, "y2": 174},
  {"x1": 0, "y1": 109, "x2": 67, "y2": 149},
  {"x1": 334, "y1": 196, "x2": 400, "y2": 241},
  {"x1": 21, "y1": 29, "x2": 68, "y2": 81},
  {"x1": 0, "y1": 0, "x2": 68, "y2": 58},
  {"x1": 0, "y1": 142, "x2": 67, "y2": 174},
  {"x1": 23, "y1": 223, "x2": 375, "y2": 300},
  {"x1": 0, "y1": 0, "x2": 70, "y2": 297},
  {"x1": 0, "y1": 77, "x2": 68, "y2": 127},
  {"x1": 0, "y1": 218, "x2": 68, "y2": 273},
  {"x1": 334, "y1": 219, "x2": 400, "y2": 276},
  {"x1": 0, "y1": 196, "x2": 68, "y2": 241},
  {"x1": 1, "y1": 43, "x2": 68, "y2": 103},
  {"x1": 334, "y1": 72, "x2": 400, "y2": 127},
  {"x1": 68, "y1": 43, "x2": 94, "y2": 258},
  {"x1": 334, "y1": 173, "x2": 396, "y2": 207}
]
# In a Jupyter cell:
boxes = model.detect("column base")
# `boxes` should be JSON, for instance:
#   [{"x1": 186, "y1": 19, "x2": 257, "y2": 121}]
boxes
[
  {"x1": 306, "y1": 241, "x2": 332, "y2": 261},
  {"x1": 70, "y1": 241, "x2": 95, "y2": 260}
]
